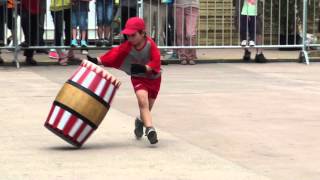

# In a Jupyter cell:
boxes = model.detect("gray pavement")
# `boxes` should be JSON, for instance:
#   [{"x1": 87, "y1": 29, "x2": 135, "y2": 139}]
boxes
[{"x1": 1, "y1": 63, "x2": 320, "y2": 180}]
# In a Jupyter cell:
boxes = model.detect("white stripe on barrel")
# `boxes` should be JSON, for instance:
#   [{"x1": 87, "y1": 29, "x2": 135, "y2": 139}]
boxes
[
  {"x1": 94, "y1": 78, "x2": 107, "y2": 96},
  {"x1": 82, "y1": 71, "x2": 96, "y2": 88},
  {"x1": 72, "y1": 67, "x2": 87, "y2": 82},
  {"x1": 48, "y1": 106, "x2": 60, "y2": 125},
  {"x1": 68, "y1": 118, "x2": 83, "y2": 137},
  {"x1": 57, "y1": 111, "x2": 71, "y2": 130},
  {"x1": 77, "y1": 125, "x2": 92, "y2": 143},
  {"x1": 104, "y1": 84, "x2": 115, "y2": 103}
]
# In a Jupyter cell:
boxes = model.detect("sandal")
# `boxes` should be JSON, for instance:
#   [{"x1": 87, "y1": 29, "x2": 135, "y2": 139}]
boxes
[
  {"x1": 58, "y1": 58, "x2": 68, "y2": 66},
  {"x1": 181, "y1": 60, "x2": 188, "y2": 65},
  {"x1": 189, "y1": 60, "x2": 196, "y2": 65}
]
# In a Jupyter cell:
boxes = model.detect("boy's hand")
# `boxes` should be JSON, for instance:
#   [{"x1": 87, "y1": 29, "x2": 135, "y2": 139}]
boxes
[
  {"x1": 87, "y1": 55, "x2": 98, "y2": 64},
  {"x1": 131, "y1": 64, "x2": 147, "y2": 74}
]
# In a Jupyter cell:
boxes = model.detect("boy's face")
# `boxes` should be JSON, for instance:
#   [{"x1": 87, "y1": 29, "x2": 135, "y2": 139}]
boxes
[{"x1": 127, "y1": 32, "x2": 145, "y2": 46}]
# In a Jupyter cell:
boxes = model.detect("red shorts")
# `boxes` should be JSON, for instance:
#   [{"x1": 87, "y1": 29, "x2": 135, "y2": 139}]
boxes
[{"x1": 131, "y1": 76, "x2": 161, "y2": 99}]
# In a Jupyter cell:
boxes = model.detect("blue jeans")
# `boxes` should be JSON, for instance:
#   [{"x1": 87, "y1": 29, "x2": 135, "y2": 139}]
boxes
[
  {"x1": 71, "y1": 9, "x2": 88, "y2": 31},
  {"x1": 96, "y1": 0, "x2": 114, "y2": 26}
]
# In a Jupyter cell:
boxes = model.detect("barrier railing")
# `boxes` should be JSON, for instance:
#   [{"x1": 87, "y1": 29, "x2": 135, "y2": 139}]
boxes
[{"x1": 0, "y1": 0, "x2": 313, "y2": 68}]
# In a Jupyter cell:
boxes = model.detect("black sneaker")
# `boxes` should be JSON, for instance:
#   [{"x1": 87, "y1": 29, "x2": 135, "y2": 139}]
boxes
[
  {"x1": 255, "y1": 53, "x2": 268, "y2": 63},
  {"x1": 25, "y1": 58, "x2": 37, "y2": 66},
  {"x1": 145, "y1": 127, "x2": 158, "y2": 144},
  {"x1": 104, "y1": 39, "x2": 112, "y2": 46},
  {"x1": 161, "y1": 60, "x2": 169, "y2": 65},
  {"x1": 96, "y1": 39, "x2": 104, "y2": 47},
  {"x1": 134, "y1": 118, "x2": 144, "y2": 139},
  {"x1": 242, "y1": 49, "x2": 251, "y2": 62}
]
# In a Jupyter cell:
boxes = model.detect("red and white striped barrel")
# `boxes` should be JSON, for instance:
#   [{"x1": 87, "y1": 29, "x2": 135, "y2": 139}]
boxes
[{"x1": 45, "y1": 60, "x2": 121, "y2": 147}]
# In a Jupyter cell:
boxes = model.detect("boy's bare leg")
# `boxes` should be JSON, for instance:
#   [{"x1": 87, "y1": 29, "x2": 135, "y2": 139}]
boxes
[
  {"x1": 135, "y1": 89, "x2": 153, "y2": 127},
  {"x1": 135, "y1": 89, "x2": 158, "y2": 144}
]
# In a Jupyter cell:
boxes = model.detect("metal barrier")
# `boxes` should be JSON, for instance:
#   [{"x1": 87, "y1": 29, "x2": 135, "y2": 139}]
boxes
[{"x1": 0, "y1": 0, "x2": 313, "y2": 68}]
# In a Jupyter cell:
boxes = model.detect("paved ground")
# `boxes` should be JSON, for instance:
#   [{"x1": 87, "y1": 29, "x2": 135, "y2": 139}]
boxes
[{"x1": 0, "y1": 62, "x2": 320, "y2": 180}]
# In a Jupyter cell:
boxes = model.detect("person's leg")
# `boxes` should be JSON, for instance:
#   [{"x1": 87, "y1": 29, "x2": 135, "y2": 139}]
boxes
[
  {"x1": 38, "y1": 10, "x2": 46, "y2": 47},
  {"x1": 135, "y1": 89, "x2": 158, "y2": 144},
  {"x1": 96, "y1": 0, "x2": 104, "y2": 40},
  {"x1": 79, "y1": 10, "x2": 88, "y2": 46},
  {"x1": 0, "y1": 6, "x2": 5, "y2": 46},
  {"x1": 255, "y1": 15, "x2": 263, "y2": 54},
  {"x1": 21, "y1": 10, "x2": 30, "y2": 46},
  {"x1": 175, "y1": 6, "x2": 187, "y2": 64},
  {"x1": 248, "y1": 16, "x2": 256, "y2": 45},
  {"x1": 104, "y1": 0, "x2": 114, "y2": 44},
  {"x1": 64, "y1": 9, "x2": 72, "y2": 46},
  {"x1": 51, "y1": 11, "x2": 63, "y2": 47},
  {"x1": 254, "y1": 15, "x2": 267, "y2": 63},
  {"x1": 157, "y1": 2, "x2": 167, "y2": 46},
  {"x1": 143, "y1": 0, "x2": 152, "y2": 37},
  {"x1": 71, "y1": 9, "x2": 79, "y2": 46},
  {"x1": 23, "y1": 13, "x2": 37, "y2": 65},
  {"x1": 0, "y1": 51, "x2": 3, "y2": 64},
  {"x1": 135, "y1": 90, "x2": 153, "y2": 128},
  {"x1": 185, "y1": 6, "x2": 199, "y2": 64},
  {"x1": 7, "y1": 7, "x2": 15, "y2": 45},
  {"x1": 240, "y1": 15, "x2": 248, "y2": 44},
  {"x1": 167, "y1": 3, "x2": 174, "y2": 46}
]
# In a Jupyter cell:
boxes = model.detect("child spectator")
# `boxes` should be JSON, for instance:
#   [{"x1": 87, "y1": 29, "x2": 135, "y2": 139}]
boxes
[
  {"x1": 71, "y1": 0, "x2": 91, "y2": 48},
  {"x1": 240, "y1": 0, "x2": 257, "y2": 47}
]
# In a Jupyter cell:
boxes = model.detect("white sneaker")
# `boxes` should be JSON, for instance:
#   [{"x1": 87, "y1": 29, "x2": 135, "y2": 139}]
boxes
[
  {"x1": 249, "y1": 41, "x2": 255, "y2": 46},
  {"x1": 241, "y1": 40, "x2": 247, "y2": 46}
]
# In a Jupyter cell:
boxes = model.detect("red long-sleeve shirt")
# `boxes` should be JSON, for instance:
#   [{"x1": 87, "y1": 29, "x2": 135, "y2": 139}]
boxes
[{"x1": 99, "y1": 36, "x2": 161, "y2": 79}]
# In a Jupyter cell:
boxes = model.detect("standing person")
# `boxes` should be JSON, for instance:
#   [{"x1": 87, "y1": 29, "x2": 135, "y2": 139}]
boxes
[
  {"x1": 87, "y1": 17, "x2": 161, "y2": 144},
  {"x1": 235, "y1": 0, "x2": 267, "y2": 62},
  {"x1": 20, "y1": 0, "x2": 46, "y2": 65},
  {"x1": 240, "y1": 0, "x2": 257, "y2": 47},
  {"x1": 50, "y1": 0, "x2": 79, "y2": 65},
  {"x1": 143, "y1": 0, "x2": 167, "y2": 46},
  {"x1": 70, "y1": 0, "x2": 91, "y2": 48},
  {"x1": 164, "y1": 0, "x2": 179, "y2": 60},
  {"x1": 95, "y1": 0, "x2": 114, "y2": 46},
  {"x1": 175, "y1": 0, "x2": 199, "y2": 65},
  {"x1": 6, "y1": 0, "x2": 15, "y2": 46}
]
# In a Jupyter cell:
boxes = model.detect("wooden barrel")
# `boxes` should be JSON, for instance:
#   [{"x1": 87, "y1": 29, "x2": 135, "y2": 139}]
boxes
[{"x1": 44, "y1": 60, "x2": 121, "y2": 147}]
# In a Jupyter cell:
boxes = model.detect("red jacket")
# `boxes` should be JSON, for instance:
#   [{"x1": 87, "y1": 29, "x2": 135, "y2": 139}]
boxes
[{"x1": 99, "y1": 37, "x2": 161, "y2": 79}]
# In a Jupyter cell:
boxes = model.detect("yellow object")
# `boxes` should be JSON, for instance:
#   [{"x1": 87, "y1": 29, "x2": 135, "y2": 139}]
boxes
[{"x1": 55, "y1": 83, "x2": 109, "y2": 127}]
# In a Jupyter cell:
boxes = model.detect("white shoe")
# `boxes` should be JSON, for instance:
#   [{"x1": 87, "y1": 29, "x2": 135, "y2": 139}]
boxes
[
  {"x1": 241, "y1": 40, "x2": 247, "y2": 46},
  {"x1": 249, "y1": 41, "x2": 255, "y2": 46}
]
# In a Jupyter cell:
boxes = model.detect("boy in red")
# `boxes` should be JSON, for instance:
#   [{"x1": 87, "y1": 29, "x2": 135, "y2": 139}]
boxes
[{"x1": 87, "y1": 17, "x2": 161, "y2": 144}]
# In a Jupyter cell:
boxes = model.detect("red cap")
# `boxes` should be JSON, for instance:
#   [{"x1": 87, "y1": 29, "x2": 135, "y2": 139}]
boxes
[{"x1": 121, "y1": 17, "x2": 145, "y2": 35}]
